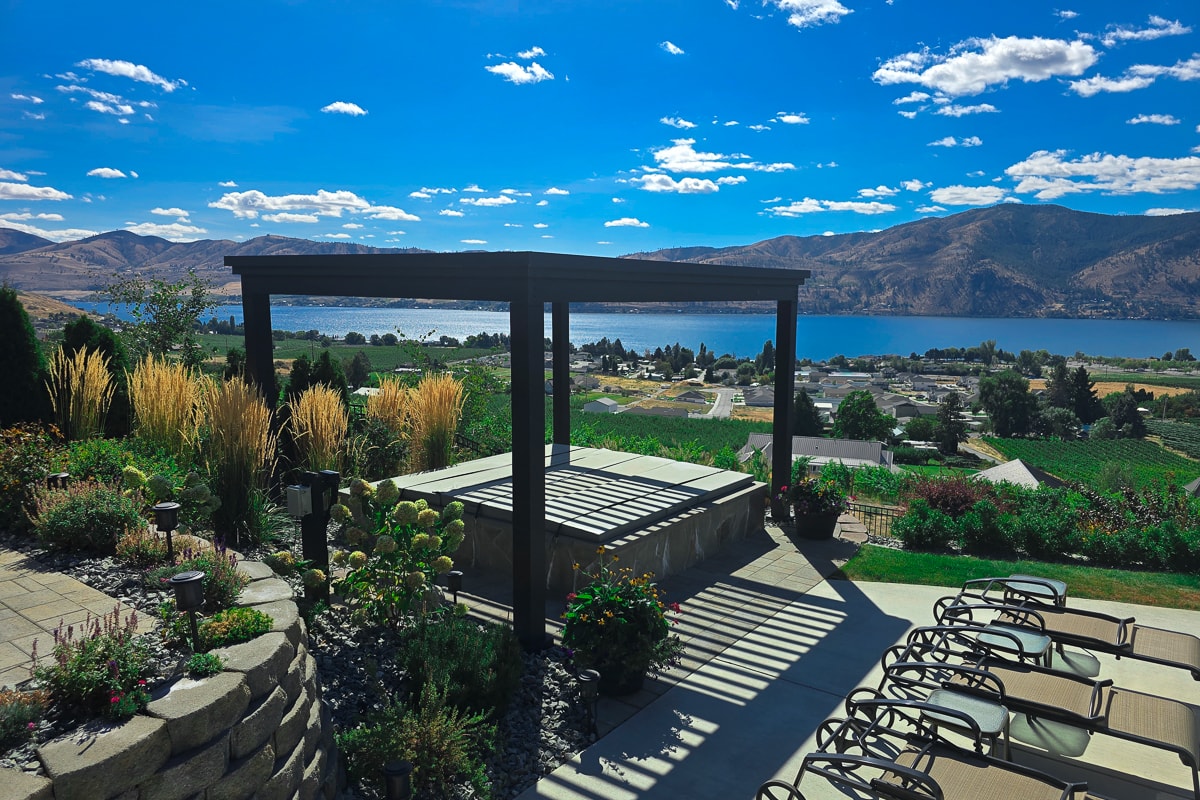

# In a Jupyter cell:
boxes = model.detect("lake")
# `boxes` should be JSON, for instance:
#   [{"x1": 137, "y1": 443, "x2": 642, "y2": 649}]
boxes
[{"x1": 72, "y1": 302, "x2": 1198, "y2": 361}]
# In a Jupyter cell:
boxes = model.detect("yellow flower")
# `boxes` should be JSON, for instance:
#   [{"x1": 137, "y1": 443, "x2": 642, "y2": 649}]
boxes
[
  {"x1": 596, "y1": 546, "x2": 606, "y2": 555},
  {"x1": 598, "y1": 618, "x2": 606, "y2": 626},
  {"x1": 572, "y1": 562, "x2": 581, "y2": 570}
]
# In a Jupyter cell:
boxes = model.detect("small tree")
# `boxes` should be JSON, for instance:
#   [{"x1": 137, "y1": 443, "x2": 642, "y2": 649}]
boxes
[
  {"x1": 979, "y1": 370, "x2": 1037, "y2": 437},
  {"x1": 104, "y1": 270, "x2": 217, "y2": 369},
  {"x1": 345, "y1": 351, "x2": 372, "y2": 390},
  {"x1": 0, "y1": 286, "x2": 50, "y2": 425},
  {"x1": 832, "y1": 390, "x2": 894, "y2": 442},
  {"x1": 1071, "y1": 366, "x2": 1103, "y2": 424},
  {"x1": 934, "y1": 392, "x2": 968, "y2": 455},
  {"x1": 903, "y1": 415, "x2": 936, "y2": 442},
  {"x1": 791, "y1": 391, "x2": 824, "y2": 437}
]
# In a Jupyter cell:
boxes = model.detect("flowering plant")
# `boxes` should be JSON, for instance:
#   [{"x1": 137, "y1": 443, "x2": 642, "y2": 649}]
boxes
[
  {"x1": 777, "y1": 477, "x2": 848, "y2": 515},
  {"x1": 331, "y1": 478, "x2": 466, "y2": 629},
  {"x1": 561, "y1": 546, "x2": 684, "y2": 694}
]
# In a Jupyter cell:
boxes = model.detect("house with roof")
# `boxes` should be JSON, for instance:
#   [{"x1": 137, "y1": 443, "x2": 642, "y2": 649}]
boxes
[
  {"x1": 973, "y1": 459, "x2": 1064, "y2": 490},
  {"x1": 736, "y1": 434, "x2": 896, "y2": 472},
  {"x1": 743, "y1": 385, "x2": 775, "y2": 407},
  {"x1": 582, "y1": 397, "x2": 619, "y2": 414},
  {"x1": 675, "y1": 390, "x2": 708, "y2": 404}
]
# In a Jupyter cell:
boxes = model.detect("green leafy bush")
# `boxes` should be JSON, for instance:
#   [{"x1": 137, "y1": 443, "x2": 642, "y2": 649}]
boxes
[
  {"x1": 337, "y1": 686, "x2": 494, "y2": 799},
  {"x1": 199, "y1": 607, "x2": 273, "y2": 649},
  {"x1": 893, "y1": 499, "x2": 956, "y2": 551},
  {"x1": 34, "y1": 481, "x2": 144, "y2": 553},
  {"x1": 115, "y1": 527, "x2": 171, "y2": 566},
  {"x1": 0, "y1": 688, "x2": 49, "y2": 748},
  {"x1": 146, "y1": 541, "x2": 248, "y2": 612},
  {"x1": 398, "y1": 616, "x2": 521, "y2": 714},
  {"x1": 956, "y1": 499, "x2": 1011, "y2": 555},
  {"x1": 0, "y1": 424, "x2": 56, "y2": 532},
  {"x1": 904, "y1": 475, "x2": 992, "y2": 518},
  {"x1": 34, "y1": 607, "x2": 151, "y2": 717},
  {"x1": 186, "y1": 652, "x2": 224, "y2": 677}
]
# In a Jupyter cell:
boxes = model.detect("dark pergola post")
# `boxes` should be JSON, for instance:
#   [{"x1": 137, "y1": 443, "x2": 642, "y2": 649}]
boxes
[
  {"x1": 242, "y1": 289, "x2": 276, "y2": 406},
  {"x1": 552, "y1": 301, "x2": 571, "y2": 445},
  {"x1": 771, "y1": 298, "x2": 797, "y2": 520},
  {"x1": 509, "y1": 298, "x2": 549, "y2": 650}
]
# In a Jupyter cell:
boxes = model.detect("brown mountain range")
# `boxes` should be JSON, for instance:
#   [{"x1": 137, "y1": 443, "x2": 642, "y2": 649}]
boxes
[{"x1": 3, "y1": 204, "x2": 1199, "y2": 318}]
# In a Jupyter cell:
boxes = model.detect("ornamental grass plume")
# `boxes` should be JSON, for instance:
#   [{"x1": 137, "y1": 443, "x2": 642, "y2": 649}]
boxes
[
  {"x1": 407, "y1": 373, "x2": 464, "y2": 472},
  {"x1": 203, "y1": 379, "x2": 278, "y2": 541},
  {"x1": 127, "y1": 355, "x2": 204, "y2": 457},
  {"x1": 365, "y1": 377, "x2": 411, "y2": 433},
  {"x1": 288, "y1": 384, "x2": 349, "y2": 472},
  {"x1": 46, "y1": 346, "x2": 114, "y2": 441}
]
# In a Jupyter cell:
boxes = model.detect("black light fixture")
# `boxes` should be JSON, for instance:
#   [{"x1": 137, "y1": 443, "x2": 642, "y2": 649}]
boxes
[
  {"x1": 578, "y1": 668, "x2": 600, "y2": 733},
  {"x1": 46, "y1": 472, "x2": 70, "y2": 490},
  {"x1": 154, "y1": 501, "x2": 182, "y2": 563},
  {"x1": 169, "y1": 570, "x2": 205, "y2": 651},
  {"x1": 446, "y1": 569, "x2": 464, "y2": 604},
  {"x1": 382, "y1": 760, "x2": 413, "y2": 800}
]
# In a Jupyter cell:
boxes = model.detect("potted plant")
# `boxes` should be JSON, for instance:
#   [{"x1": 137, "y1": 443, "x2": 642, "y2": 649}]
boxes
[
  {"x1": 561, "y1": 546, "x2": 685, "y2": 696},
  {"x1": 778, "y1": 474, "x2": 848, "y2": 540}
]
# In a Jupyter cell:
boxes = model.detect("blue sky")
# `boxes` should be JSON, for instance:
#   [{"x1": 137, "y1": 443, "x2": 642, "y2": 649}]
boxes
[{"x1": 1, "y1": 0, "x2": 1198, "y2": 254}]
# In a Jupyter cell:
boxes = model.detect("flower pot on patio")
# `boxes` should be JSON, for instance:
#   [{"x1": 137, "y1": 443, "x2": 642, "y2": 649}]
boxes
[{"x1": 793, "y1": 509, "x2": 840, "y2": 540}]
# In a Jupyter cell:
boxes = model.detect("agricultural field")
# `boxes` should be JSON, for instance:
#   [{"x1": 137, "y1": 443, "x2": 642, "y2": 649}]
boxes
[
  {"x1": 1028, "y1": 377, "x2": 1195, "y2": 398},
  {"x1": 566, "y1": 407, "x2": 771, "y2": 456},
  {"x1": 1146, "y1": 420, "x2": 1200, "y2": 460},
  {"x1": 982, "y1": 436, "x2": 1200, "y2": 489}
]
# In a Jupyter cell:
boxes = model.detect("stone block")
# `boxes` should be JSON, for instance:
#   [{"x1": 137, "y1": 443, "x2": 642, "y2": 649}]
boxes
[
  {"x1": 299, "y1": 748, "x2": 326, "y2": 800},
  {"x1": 0, "y1": 771, "x2": 53, "y2": 800},
  {"x1": 139, "y1": 732, "x2": 229, "y2": 800},
  {"x1": 246, "y1": 600, "x2": 301, "y2": 649},
  {"x1": 211, "y1": 633, "x2": 293, "y2": 700},
  {"x1": 302, "y1": 697, "x2": 321, "y2": 761},
  {"x1": 300, "y1": 652, "x2": 317, "y2": 698},
  {"x1": 234, "y1": 579, "x2": 293, "y2": 606},
  {"x1": 256, "y1": 739, "x2": 305, "y2": 800},
  {"x1": 206, "y1": 741, "x2": 275, "y2": 800},
  {"x1": 235, "y1": 561, "x2": 274, "y2": 582},
  {"x1": 144, "y1": 671, "x2": 251, "y2": 754},
  {"x1": 280, "y1": 647, "x2": 304, "y2": 706},
  {"x1": 230, "y1": 684, "x2": 286, "y2": 760},
  {"x1": 274, "y1": 690, "x2": 313, "y2": 760},
  {"x1": 38, "y1": 715, "x2": 170, "y2": 799}
]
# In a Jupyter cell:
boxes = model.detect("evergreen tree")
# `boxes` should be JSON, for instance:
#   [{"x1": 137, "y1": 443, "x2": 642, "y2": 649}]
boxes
[
  {"x1": 1105, "y1": 385, "x2": 1147, "y2": 438},
  {"x1": 934, "y1": 391, "x2": 968, "y2": 455},
  {"x1": 0, "y1": 287, "x2": 49, "y2": 425},
  {"x1": 345, "y1": 351, "x2": 372, "y2": 389},
  {"x1": 223, "y1": 347, "x2": 247, "y2": 381},
  {"x1": 1071, "y1": 366, "x2": 1103, "y2": 424},
  {"x1": 791, "y1": 391, "x2": 823, "y2": 437},
  {"x1": 1045, "y1": 361, "x2": 1073, "y2": 409}
]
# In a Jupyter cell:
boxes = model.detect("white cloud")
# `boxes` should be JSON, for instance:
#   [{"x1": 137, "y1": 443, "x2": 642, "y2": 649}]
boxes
[
  {"x1": 75, "y1": 58, "x2": 184, "y2": 91},
  {"x1": 660, "y1": 116, "x2": 697, "y2": 129},
  {"x1": 461, "y1": 239, "x2": 487, "y2": 245},
  {"x1": 10, "y1": 94, "x2": 43, "y2": 104},
  {"x1": 916, "y1": 204, "x2": 948, "y2": 213},
  {"x1": 533, "y1": 223, "x2": 549, "y2": 228},
  {"x1": 634, "y1": 175, "x2": 721, "y2": 194},
  {"x1": 439, "y1": 209, "x2": 465, "y2": 217},
  {"x1": 747, "y1": 124, "x2": 771, "y2": 132},
  {"x1": 343, "y1": 223, "x2": 364, "y2": 229},
  {"x1": 968, "y1": 170, "x2": 987, "y2": 177},
  {"x1": 612, "y1": 197, "x2": 625, "y2": 203},
  {"x1": 500, "y1": 188, "x2": 532, "y2": 196},
  {"x1": 208, "y1": 188, "x2": 371, "y2": 219},
  {"x1": 898, "y1": 110, "x2": 919, "y2": 119},
  {"x1": 0, "y1": 212, "x2": 63, "y2": 221},
  {"x1": 22, "y1": 111, "x2": 45, "y2": 121},
  {"x1": 85, "y1": 100, "x2": 134, "y2": 116},
  {"x1": 150, "y1": 207, "x2": 189, "y2": 218},
  {"x1": 409, "y1": 191, "x2": 431, "y2": 199},
  {"x1": 936, "y1": 103, "x2": 998, "y2": 117},
  {"x1": 88, "y1": 167, "x2": 128, "y2": 178},
  {"x1": 822, "y1": 231, "x2": 836, "y2": 237},
  {"x1": 767, "y1": 0, "x2": 852, "y2": 29},
  {"x1": 504, "y1": 223, "x2": 523, "y2": 228},
  {"x1": 817, "y1": 161, "x2": 838, "y2": 168},
  {"x1": 123, "y1": 221, "x2": 207, "y2": 241},
  {"x1": 1100, "y1": 16, "x2": 1190, "y2": 48},
  {"x1": 463, "y1": 184, "x2": 486, "y2": 193},
  {"x1": 650, "y1": 138, "x2": 794, "y2": 173},
  {"x1": 1006, "y1": 149, "x2": 1200, "y2": 199},
  {"x1": 365, "y1": 205, "x2": 420, "y2": 221},
  {"x1": 321, "y1": 101, "x2": 367, "y2": 116},
  {"x1": 857, "y1": 185, "x2": 899, "y2": 198},
  {"x1": 387, "y1": 230, "x2": 406, "y2": 235},
  {"x1": 661, "y1": 41, "x2": 684, "y2": 56},
  {"x1": 761, "y1": 196, "x2": 782, "y2": 203},
  {"x1": 765, "y1": 198, "x2": 824, "y2": 216},
  {"x1": 724, "y1": 120, "x2": 739, "y2": 126},
  {"x1": 1127, "y1": 113, "x2": 1180, "y2": 125},
  {"x1": 1056, "y1": 10, "x2": 1078, "y2": 20},
  {"x1": 726, "y1": 0, "x2": 739, "y2": 7},
  {"x1": 517, "y1": 46, "x2": 546, "y2": 59},
  {"x1": 544, "y1": 187, "x2": 570, "y2": 195},
  {"x1": 928, "y1": 136, "x2": 982, "y2": 147},
  {"x1": 219, "y1": 180, "x2": 237, "y2": 188},
  {"x1": 893, "y1": 91, "x2": 931, "y2": 104},
  {"x1": 262, "y1": 212, "x2": 319, "y2": 223},
  {"x1": 1070, "y1": 54, "x2": 1200, "y2": 96},
  {"x1": 901, "y1": 179, "x2": 929, "y2": 191},
  {"x1": 321, "y1": 233, "x2": 352, "y2": 239},
  {"x1": 604, "y1": 217, "x2": 649, "y2": 227},
  {"x1": 1145, "y1": 207, "x2": 1194, "y2": 216},
  {"x1": 129, "y1": 171, "x2": 138, "y2": 179},
  {"x1": 0, "y1": 219, "x2": 97, "y2": 240},
  {"x1": 775, "y1": 111, "x2": 809, "y2": 124},
  {"x1": 874, "y1": 36, "x2": 1097, "y2": 96},
  {"x1": 459, "y1": 196, "x2": 516, "y2": 207},
  {"x1": 536, "y1": 200, "x2": 549, "y2": 206},
  {"x1": 0, "y1": 169, "x2": 28, "y2": 182},
  {"x1": 765, "y1": 198, "x2": 896, "y2": 216},
  {"x1": 485, "y1": 62, "x2": 554, "y2": 84},
  {"x1": 929, "y1": 185, "x2": 1008, "y2": 205},
  {"x1": 421, "y1": 186, "x2": 456, "y2": 194}
]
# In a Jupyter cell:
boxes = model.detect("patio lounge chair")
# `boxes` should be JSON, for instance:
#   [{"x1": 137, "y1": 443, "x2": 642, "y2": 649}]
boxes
[
  {"x1": 937, "y1": 581, "x2": 1200, "y2": 681},
  {"x1": 756, "y1": 700, "x2": 1086, "y2": 800}
]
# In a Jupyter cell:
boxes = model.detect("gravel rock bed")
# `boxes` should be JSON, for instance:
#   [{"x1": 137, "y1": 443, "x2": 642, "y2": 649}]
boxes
[{"x1": 1, "y1": 533, "x2": 596, "y2": 797}]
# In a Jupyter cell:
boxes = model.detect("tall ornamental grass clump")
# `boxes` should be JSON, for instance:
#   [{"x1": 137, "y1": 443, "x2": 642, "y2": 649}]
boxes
[
  {"x1": 408, "y1": 373, "x2": 464, "y2": 472},
  {"x1": 365, "y1": 377, "x2": 411, "y2": 433},
  {"x1": 128, "y1": 355, "x2": 205, "y2": 458},
  {"x1": 46, "y1": 346, "x2": 113, "y2": 441},
  {"x1": 204, "y1": 379, "x2": 278, "y2": 542},
  {"x1": 288, "y1": 384, "x2": 348, "y2": 472}
]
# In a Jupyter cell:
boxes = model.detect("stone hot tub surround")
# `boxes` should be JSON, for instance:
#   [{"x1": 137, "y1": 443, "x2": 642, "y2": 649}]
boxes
[{"x1": 4, "y1": 561, "x2": 338, "y2": 800}]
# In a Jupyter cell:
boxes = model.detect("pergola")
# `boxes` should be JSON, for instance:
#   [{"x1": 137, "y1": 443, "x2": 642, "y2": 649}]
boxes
[{"x1": 225, "y1": 251, "x2": 809, "y2": 648}]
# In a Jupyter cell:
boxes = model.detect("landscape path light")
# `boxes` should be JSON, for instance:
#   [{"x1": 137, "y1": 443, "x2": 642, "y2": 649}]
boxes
[
  {"x1": 382, "y1": 760, "x2": 413, "y2": 800},
  {"x1": 154, "y1": 501, "x2": 182, "y2": 563},
  {"x1": 46, "y1": 472, "x2": 70, "y2": 490},
  {"x1": 447, "y1": 569, "x2": 464, "y2": 604},
  {"x1": 169, "y1": 570, "x2": 205, "y2": 652},
  {"x1": 578, "y1": 668, "x2": 600, "y2": 733}
]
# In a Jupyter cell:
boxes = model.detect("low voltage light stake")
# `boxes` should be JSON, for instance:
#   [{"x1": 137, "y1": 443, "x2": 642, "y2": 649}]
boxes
[
  {"x1": 382, "y1": 760, "x2": 413, "y2": 800},
  {"x1": 154, "y1": 501, "x2": 182, "y2": 563},
  {"x1": 447, "y1": 569, "x2": 464, "y2": 604},
  {"x1": 46, "y1": 472, "x2": 70, "y2": 490},
  {"x1": 578, "y1": 668, "x2": 600, "y2": 733},
  {"x1": 169, "y1": 570, "x2": 205, "y2": 652}
]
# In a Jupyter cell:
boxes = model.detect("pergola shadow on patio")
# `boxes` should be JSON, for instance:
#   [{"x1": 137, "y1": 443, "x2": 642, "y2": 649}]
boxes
[{"x1": 226, "y1": 251, "x2": 808, "y2": 648}]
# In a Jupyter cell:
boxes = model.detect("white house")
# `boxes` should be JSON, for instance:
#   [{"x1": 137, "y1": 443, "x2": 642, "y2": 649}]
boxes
[{"x1": 583, "y1": 397, "x2": 619, "y2": 413}]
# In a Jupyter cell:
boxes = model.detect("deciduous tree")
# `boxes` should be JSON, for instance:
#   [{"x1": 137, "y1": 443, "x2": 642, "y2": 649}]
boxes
[
  {"x1": 832, "y1": 390, "x2": 894, "y2": 442},
  {"x1": 934, "y1": 391, "x2": 968, "y2": 455},
  {"x1": 979, "y1": 370, "x2": 1037, "y2": 437}
]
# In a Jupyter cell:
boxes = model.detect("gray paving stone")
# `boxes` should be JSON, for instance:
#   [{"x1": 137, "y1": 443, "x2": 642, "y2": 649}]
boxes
[
  {"x1": 38, "y1": 714, "x2": 170, "y2": 799},
  {"x1": 235, "y1": 579, "x2": 293, "y2": 606},
  {"x1": 144, "y1": 671, "x2": 250, "y2": 754},
  {"x1": 0, "y1": 770, "x2": 53, "y2": 800}
]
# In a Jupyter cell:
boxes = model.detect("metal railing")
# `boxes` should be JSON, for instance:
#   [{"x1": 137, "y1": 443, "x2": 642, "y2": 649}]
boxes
[{"x1": 846, "y1": 501, "x2": 904, "y2": 539}]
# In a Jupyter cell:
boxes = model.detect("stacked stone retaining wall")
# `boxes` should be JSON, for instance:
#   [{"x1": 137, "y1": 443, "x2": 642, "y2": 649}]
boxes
[{"x1": 3, "y1": 561, "x2": 337, "y2": 800}]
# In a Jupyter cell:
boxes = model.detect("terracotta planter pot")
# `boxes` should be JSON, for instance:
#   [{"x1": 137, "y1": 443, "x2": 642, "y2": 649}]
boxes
[{"x1": 793, "y1": 509, "x2": 840, "y2": 540}]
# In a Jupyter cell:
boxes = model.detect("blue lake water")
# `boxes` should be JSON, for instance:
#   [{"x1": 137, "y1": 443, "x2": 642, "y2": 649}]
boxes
[{"x1": 72, "y1": 302, "x2": 1198, "y2": 361}]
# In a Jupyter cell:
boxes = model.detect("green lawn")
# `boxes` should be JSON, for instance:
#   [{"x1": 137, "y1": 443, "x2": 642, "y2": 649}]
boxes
[
  {"x1": 835, "y1": 544, "x2": 1200, "y2": 611},
  {"x1": 898, "y1": 465, "x2": 978, "y2": 477}
]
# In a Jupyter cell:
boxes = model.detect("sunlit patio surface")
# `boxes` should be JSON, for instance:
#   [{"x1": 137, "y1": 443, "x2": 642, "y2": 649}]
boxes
[{"x1": 456, "y1": 522, "x2": 1199, "y2": 800}]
